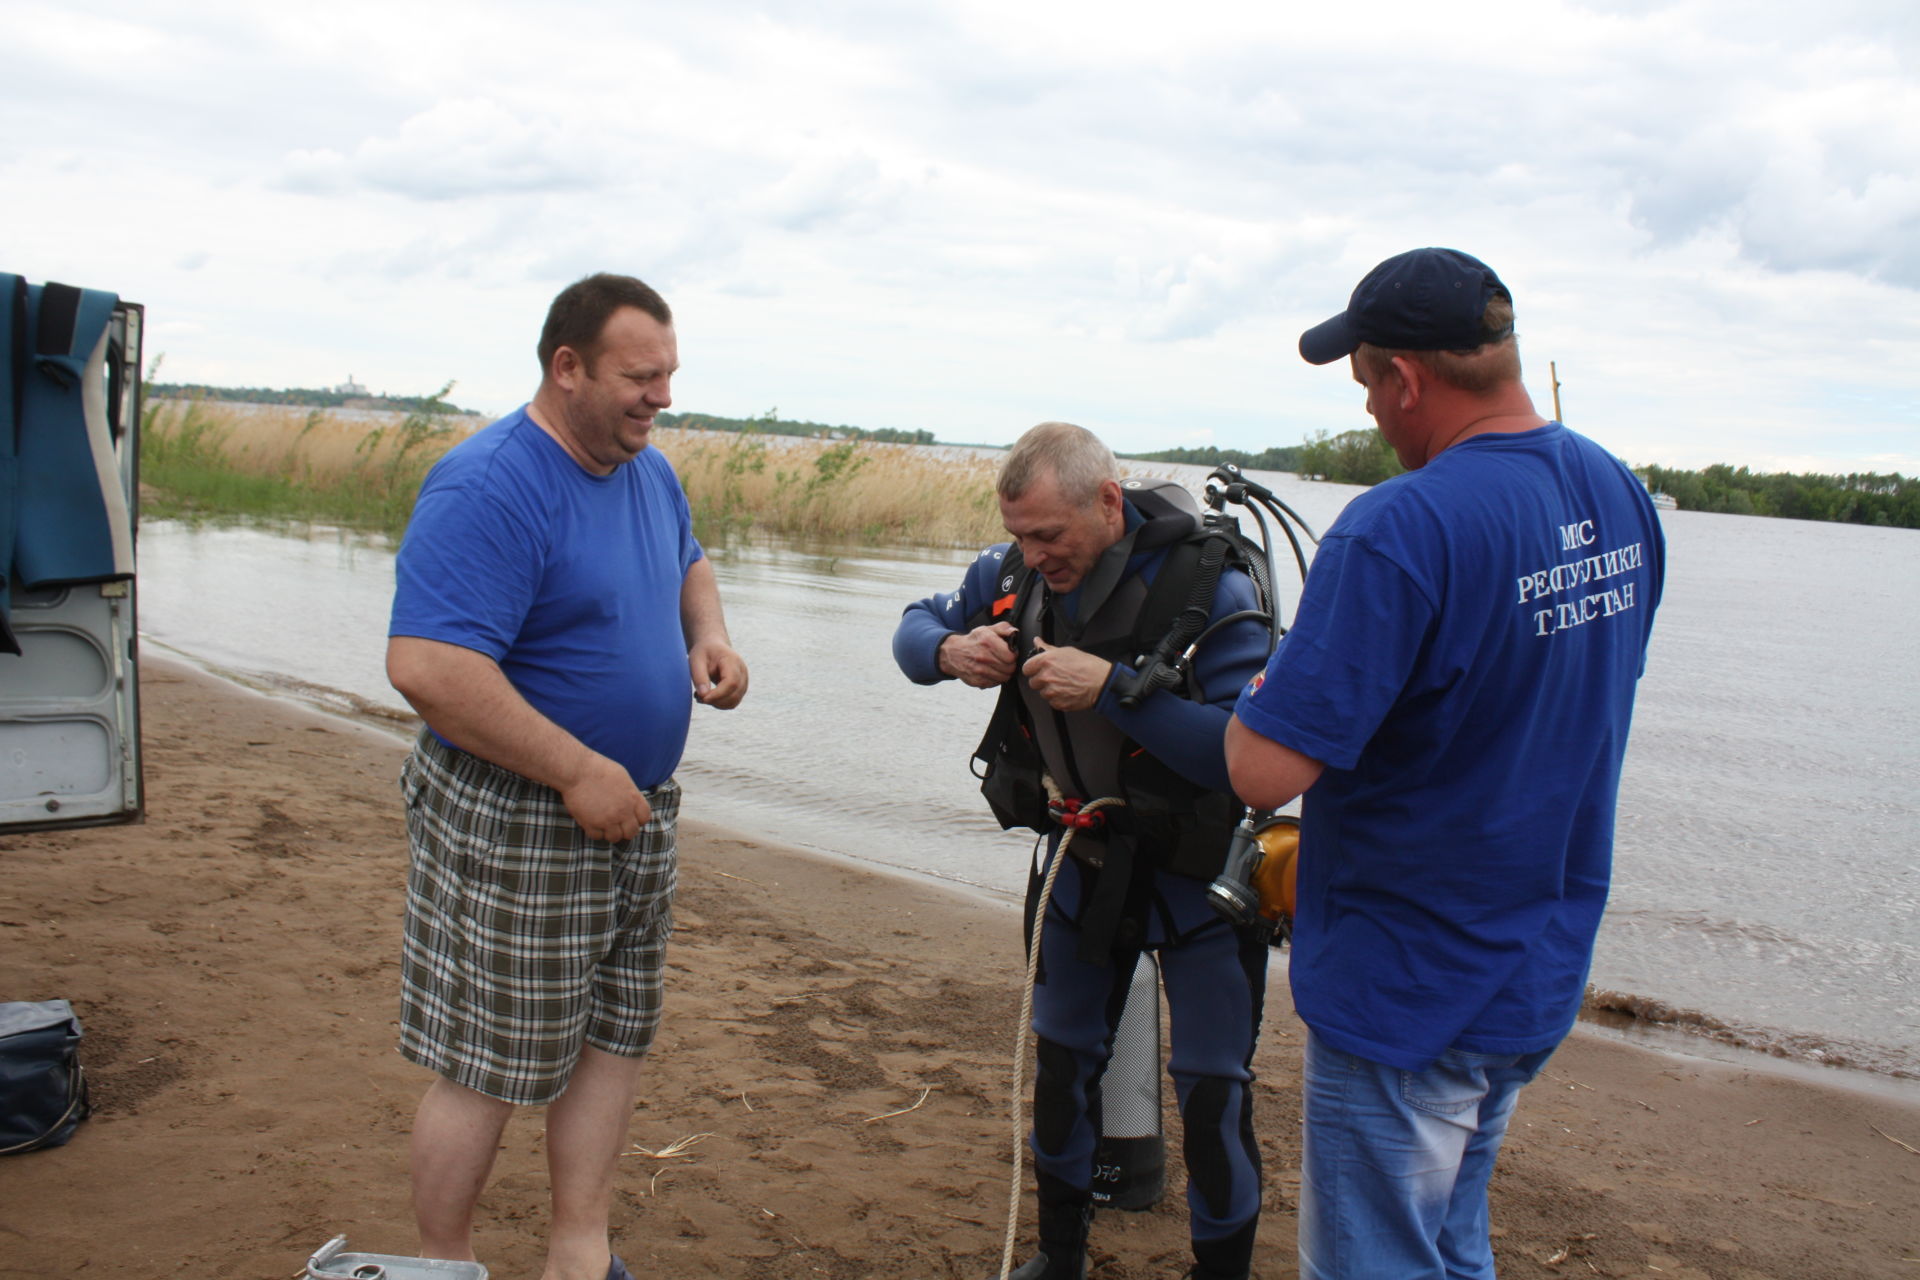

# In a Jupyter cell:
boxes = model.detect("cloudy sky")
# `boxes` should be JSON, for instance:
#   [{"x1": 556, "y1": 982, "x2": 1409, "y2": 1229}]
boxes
[{"x1": 7, "y1": 0, "x2": 1916, "y2": 473}]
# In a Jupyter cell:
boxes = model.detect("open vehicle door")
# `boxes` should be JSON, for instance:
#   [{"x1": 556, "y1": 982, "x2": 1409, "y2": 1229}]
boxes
[{"x1": 1, "y1": 274, "x2": 145, "y2": 833}]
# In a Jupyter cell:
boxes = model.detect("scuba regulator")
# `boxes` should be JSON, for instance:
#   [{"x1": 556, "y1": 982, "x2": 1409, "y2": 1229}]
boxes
[{"x1": 1206, "y1": 813, "x2": 1300, "y2": 935}]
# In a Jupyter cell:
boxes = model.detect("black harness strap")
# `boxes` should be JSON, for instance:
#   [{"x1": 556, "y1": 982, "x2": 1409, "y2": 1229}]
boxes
[
  {"x1": 964, "y1": 523, "x2": 1260, "y2": 963},
  {"x1": 1111, "y1": 531, "x2": 1233, "y2": 707},
  {"x1": 969, "y1": 543, "x2": 1045, "y2": 786},
  {"x1": 3, "y1": 275, "x2": 26, "y2": 455}
]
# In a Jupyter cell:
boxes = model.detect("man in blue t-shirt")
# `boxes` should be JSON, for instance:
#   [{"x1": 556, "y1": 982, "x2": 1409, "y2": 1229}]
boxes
[
  {"x1": 386, "y1": 273, "x2": 748, "y2": 1280},
  {"x1": 1225, "y1": 248, "x2": 1664, "y2": 1280}
]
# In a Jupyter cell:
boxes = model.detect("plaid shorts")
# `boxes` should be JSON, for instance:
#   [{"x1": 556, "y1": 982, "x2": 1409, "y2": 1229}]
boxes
[{"x1": 397, "y1": 729, "x2": 680, "y2": 1105}]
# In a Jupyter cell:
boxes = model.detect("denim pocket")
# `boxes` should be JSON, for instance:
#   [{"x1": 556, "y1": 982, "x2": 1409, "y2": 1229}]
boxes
[{"x1": 1398, "y1": 1049, "x2": 1499, "y2": 1117}]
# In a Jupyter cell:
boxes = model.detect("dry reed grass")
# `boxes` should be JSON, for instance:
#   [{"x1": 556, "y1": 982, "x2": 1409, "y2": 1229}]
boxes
[
  {"x1": 655, "y1": 428, "x2": 1006, "y2": 547},
  {"x1": 140, "y1": 398, "x2": 479, "y2": 541},
  {"x1": 146, "y1": 399, "x2": 482, "y2": 481},
  {"x1": 138, "y1": 399, "x2": 1011, "y2": 547}
]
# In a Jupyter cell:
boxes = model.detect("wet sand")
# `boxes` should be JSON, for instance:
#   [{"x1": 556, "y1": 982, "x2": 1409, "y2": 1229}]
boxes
[{"x1": 2, "y1": 657, "x2": 1916, "y2": 1278}]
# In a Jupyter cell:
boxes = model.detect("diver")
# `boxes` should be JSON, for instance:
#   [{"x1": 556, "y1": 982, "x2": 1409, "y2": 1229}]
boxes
[{"x1": 892, "y1": 422, "x2": 1273, "y2": 1280}]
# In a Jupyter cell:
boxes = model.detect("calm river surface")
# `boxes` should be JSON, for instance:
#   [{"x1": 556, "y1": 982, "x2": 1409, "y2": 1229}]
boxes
[{"x1": 134, "y1": 464, "x2": 1920, "y2": 1081}]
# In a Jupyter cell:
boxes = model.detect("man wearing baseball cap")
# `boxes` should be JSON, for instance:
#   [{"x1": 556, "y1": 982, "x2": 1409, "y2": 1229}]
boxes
[{"x1": 1224, "y1": 249, "x2": 1666, "y2": 1279}]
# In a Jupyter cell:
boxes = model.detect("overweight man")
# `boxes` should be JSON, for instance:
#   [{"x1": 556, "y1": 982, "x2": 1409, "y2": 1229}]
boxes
[{"x1": 386, "y1": 273, "x2": 747, "y2": 1280}]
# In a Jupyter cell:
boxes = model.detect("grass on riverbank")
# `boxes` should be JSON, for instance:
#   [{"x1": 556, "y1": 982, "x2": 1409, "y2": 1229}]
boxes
[
  {"x1": 138, "y1": 399, "x2": 1008, "y2": 548},
  {"x1": 139, "y1": 399, "x2": 474, "y2": 541},
  {"x1": 660, "y1": 428, "x2": 1004, "y2": 545}
]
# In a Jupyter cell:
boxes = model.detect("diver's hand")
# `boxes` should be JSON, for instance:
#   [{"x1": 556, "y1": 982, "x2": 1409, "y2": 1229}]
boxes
[
  {"x1": 1023, "y1": 639, "x2": 1111, "y2": 712},
  {"x1": 939, "y1": 622, "x2": 1020, "y2": 688}
]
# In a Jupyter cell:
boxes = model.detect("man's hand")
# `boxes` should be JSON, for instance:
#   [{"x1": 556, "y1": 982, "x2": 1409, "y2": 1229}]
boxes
[
  {"x1": 681, "y1": 557, "x2": 746, "y2": 709},
  {"x1": 389, "y1": 635, "x2": 655, "y2": 840},
  {"x1": 1023, "y1": 638, "x2": 1112, "y2": 712},
  {"x1": 938, "y1": 622, "x2": 1021, "y2": 688},
  {"x1": 690, "y1": 638, "x2": 749, "y2": 709},
  {"x1": 558, "y1": 751, "x2": 654, "y2": 843}
]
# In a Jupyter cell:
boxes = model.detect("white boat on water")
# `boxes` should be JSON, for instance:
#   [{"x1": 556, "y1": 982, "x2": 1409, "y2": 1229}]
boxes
[{"x1": 1637, "y1": 473, "x2": 1680, "y2": 510}]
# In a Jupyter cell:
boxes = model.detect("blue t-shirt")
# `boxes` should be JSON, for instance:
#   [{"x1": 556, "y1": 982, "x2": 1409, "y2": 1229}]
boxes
[
  {"x1": 389, "y1": 407, "x2": 704, "y2": 790},
  {"x1": 1234, "y1": 423, "x2": 1664, "y2": 1071}
]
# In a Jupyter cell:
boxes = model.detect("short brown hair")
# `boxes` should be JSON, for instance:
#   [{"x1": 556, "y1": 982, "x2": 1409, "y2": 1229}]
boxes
[
  {"x1": 1355, "y1": 294, "x2": 1521, "y2": 394},
  {"x1": 998, "y1": 421, "x2": 1117, "y2": 504},
  {"x1": 537, "y1": 273, "x2": 672, "y2": 376}
]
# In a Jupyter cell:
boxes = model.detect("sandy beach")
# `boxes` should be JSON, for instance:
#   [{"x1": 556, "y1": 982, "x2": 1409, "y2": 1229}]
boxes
[{"x1": 2, "y1": 656, "x2": 1916, "y2": 1279}]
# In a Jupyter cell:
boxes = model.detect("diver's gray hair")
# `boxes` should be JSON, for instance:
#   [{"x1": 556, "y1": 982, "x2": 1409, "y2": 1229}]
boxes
[{"x1": 997, "y1": 421, "x2": 1118, "y2": 504}]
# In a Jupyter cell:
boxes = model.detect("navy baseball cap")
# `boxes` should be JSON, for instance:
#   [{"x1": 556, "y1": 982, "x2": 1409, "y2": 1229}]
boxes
[{"x1": 1299, "y1": 248, "x2": 1513, "y2": 365}]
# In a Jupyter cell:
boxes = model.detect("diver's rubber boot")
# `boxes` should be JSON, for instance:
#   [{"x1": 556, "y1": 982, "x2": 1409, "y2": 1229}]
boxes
[
  {"x1": 1183, "y1": 1218, "x2": 1258, "y2": 1280},
  {"x1": 1006, "y1": 1250, "x2": 1083, "y2": 1280},
  {"x1": 997, "y1": 1173, "x2": 1093, "y2": 1280}
]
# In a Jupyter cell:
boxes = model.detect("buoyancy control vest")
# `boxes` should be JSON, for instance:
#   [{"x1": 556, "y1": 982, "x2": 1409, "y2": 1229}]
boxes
[{"x1": 966, "y1": 478, "x2": 1256, "y2": 887}]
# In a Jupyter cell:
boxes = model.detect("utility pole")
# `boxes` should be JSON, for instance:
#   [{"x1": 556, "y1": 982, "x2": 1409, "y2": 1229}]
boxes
[{"x1": 1550, "y1": 361, "x2": 1564, "y2": 423}]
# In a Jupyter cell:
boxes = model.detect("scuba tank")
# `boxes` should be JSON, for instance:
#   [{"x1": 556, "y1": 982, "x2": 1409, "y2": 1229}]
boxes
[{"x1": 1091, "y1": 952, "x2": 1164, "y2": 1211}]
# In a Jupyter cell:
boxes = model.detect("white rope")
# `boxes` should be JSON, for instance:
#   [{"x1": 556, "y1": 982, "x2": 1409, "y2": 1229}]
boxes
[{"x1": 999, "y1": 791, "x2": 1125, "y2": 1280}]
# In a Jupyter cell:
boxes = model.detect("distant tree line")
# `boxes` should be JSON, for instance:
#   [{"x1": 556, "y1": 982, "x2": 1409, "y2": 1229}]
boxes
[
  {"x1": 659, "y1": 408, "x2": 934, "y2": 446},
  {"x1": 1129, "y1": 433, "x2": 1401, "y2": 486},
  {"x1": 1136, "y1": 439, "x2": 1919, "y2": 530},
  {"x1": 1296, "y1": 429, "x2": 1405, "y2": 486},
  {"x1": 147, "y1": 382, "x2": 474, "y2": 415},
  {"x1": 1639, "y1": 464, "x2": 1918, "y2": 529},
  {"x1": 1123, "y1": 443, "x2": 1307, "y2": 473}
]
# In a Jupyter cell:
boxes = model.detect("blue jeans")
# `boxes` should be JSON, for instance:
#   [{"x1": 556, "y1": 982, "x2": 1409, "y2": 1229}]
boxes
[{"x1": 1299, "y1": 1030, "x2": 1555, "y2": 1280}]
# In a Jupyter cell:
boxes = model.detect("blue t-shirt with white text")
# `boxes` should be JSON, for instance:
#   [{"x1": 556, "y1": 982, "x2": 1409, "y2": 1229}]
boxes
[{"x1": 1235, "y1": 423, "x2": 1664, "y2": 1070}]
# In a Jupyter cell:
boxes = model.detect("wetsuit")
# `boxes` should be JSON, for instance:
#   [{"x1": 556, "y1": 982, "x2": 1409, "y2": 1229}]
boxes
[{"x1": 893, "y1": 498, "x2": 1271, "y2": 1265}]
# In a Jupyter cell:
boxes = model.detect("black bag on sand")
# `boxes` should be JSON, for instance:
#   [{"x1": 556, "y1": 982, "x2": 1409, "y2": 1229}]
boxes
[{"x1": 0, "y1": 1000, "x2": 92, "y2": 1154}]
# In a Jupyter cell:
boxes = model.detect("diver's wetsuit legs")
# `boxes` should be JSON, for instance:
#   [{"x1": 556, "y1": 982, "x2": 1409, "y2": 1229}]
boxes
[
  {"x1": 1164, "y1": 917, "x2": 1269, "y2": 1272},
  {"x1": 1028, "y1": 898, "x2": 1138, "y2": 1190},
  {"x1": 1012, "y1": 904, "x2": 1131, "y2": 1280},
  {"x1": 1027, "y1": 860, "x2": 1268, "y2": 1278}
]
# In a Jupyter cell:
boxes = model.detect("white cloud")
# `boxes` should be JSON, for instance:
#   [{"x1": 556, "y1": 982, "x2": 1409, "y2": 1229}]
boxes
[
  {"x1": 1, "y1": 0, "x2": 1914, "y2": 472},
  {"x1": 752, "y1": 150, "x2": 896, "y2": 232},
  {"x1": 278, "y1": 99, "x2": 606, "y2": 200}
]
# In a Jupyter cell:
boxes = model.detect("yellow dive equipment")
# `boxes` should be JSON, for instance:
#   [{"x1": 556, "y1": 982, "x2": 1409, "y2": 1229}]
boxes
[{"x1": 1248, "y1": 815, "x2": 1300, "y2": 924}]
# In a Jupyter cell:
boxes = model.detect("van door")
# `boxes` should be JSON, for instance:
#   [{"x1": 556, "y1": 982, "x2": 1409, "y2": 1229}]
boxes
[{"x1": 1, "y1": 277, "x2": 144, "y2": 833}]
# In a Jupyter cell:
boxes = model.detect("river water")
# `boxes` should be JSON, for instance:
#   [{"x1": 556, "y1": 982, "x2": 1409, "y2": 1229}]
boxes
[{"x1": 133, "y1": 465, "x2": 1920, "y2": 1081}]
